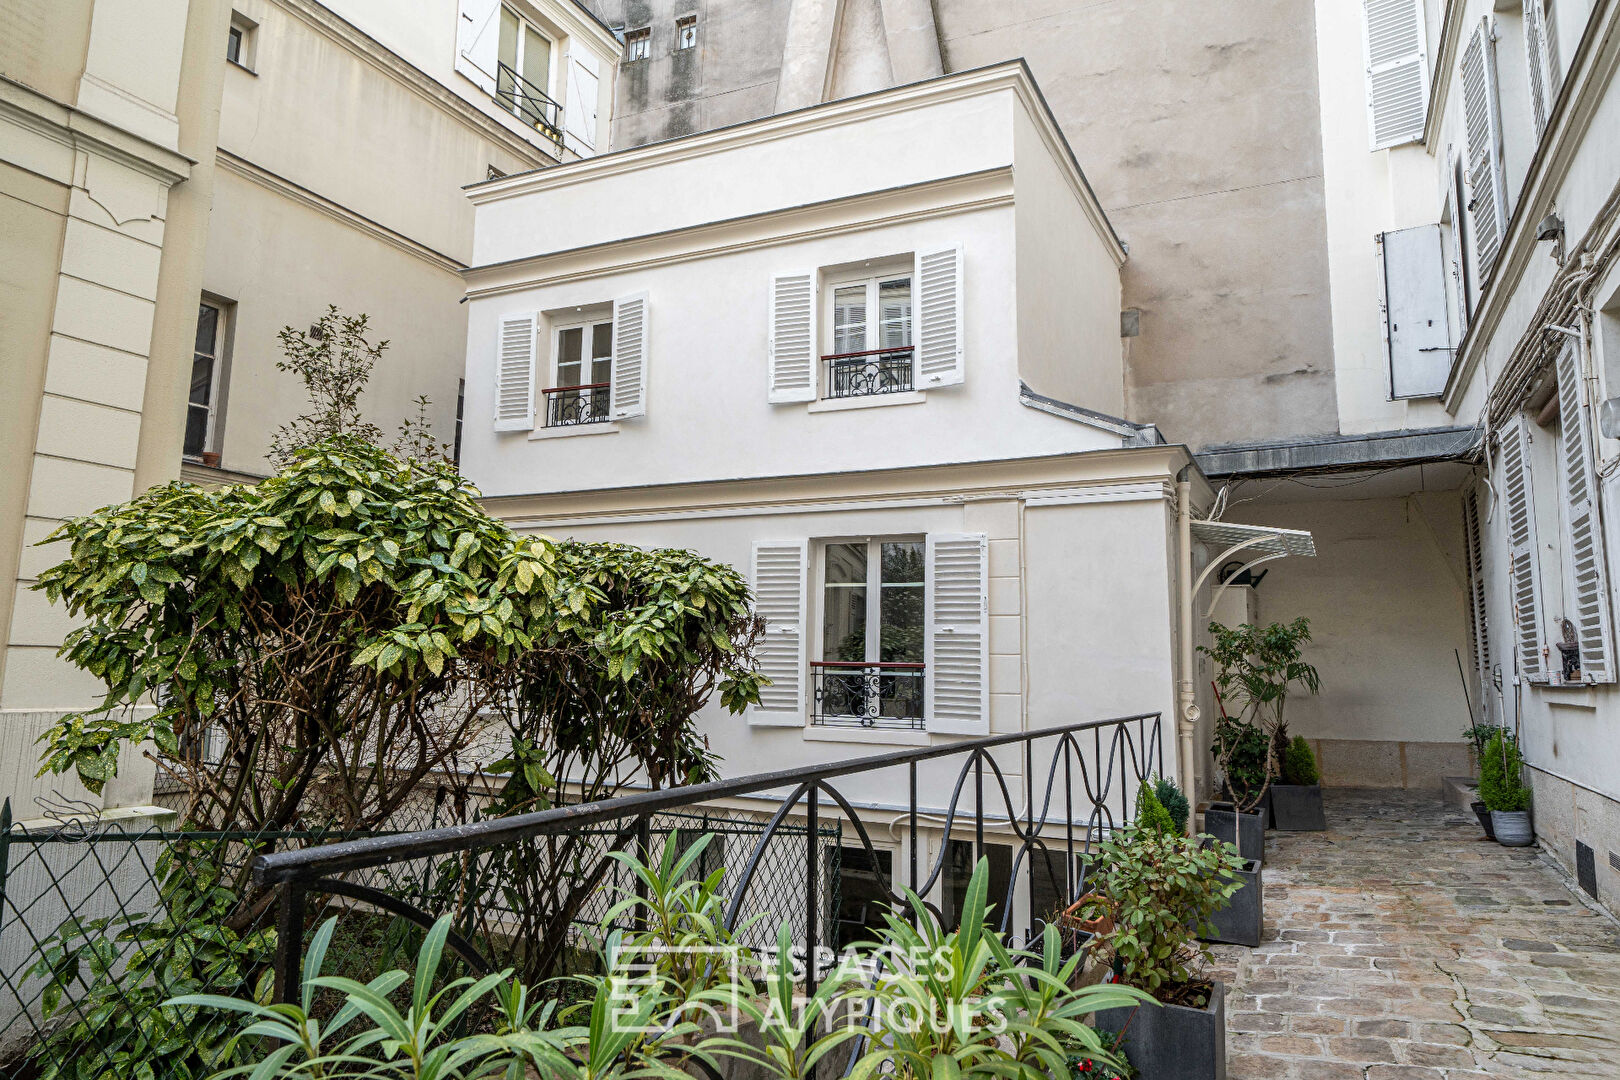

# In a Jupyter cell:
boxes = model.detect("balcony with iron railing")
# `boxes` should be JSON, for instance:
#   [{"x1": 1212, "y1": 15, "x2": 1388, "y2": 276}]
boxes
[
  {"x1": 822, "y1": 346, "x2": 915, "y2": 399},
  {"x1": 495, "y1": 61, "x2": 564, "y2": 149},
  {"x1": 543, "y1": 383, "x2": 610, "y2": 427},
  {"x1": 810, "y1": 660, "x2": 925, "y2": 730}
]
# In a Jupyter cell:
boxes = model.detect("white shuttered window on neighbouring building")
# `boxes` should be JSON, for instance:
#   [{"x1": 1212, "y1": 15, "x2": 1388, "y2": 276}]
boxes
[
  {"x1": 915, "y1": 245, "x2": 964, "y2": 387},
  {"x1": 924, "y1": 533, "x2": 988, "y2": 735},
  {"x1": 1461, "y1": 17, "x2": 1510, "y2": 278},
  {"x1": 1378, "y1": 224, "x2": 1454, "y2": 398},
  {"x1": 1554, "y1": 342, "x2": 1615, "y2": 682},
  {"x1": 1362, "y1": 0, "x2": 1429, "y2": 148},
  {"x1": 494, "y1": 312, "x2": 536, "y2": 431},
  {"x1": 610, "y1": 292, "x2": 648, "y2": 420},
  {"x1": 1501, "y1": 414, "x2": 1545, "y2": 680},
  {"x1": 1524, "y1": 0, "x2": 1562, "y2": 134},
  {"x1": 1463, "y1": 485, "x2": 1492, "y2": 714}
]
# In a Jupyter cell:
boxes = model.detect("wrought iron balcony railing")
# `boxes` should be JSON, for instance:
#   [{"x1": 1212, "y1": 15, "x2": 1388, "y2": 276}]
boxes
[
  {"x1": 811, "y1": 660, "x2": 925, "y2": 730},
  {"x1": 822, "y1": 346, "x2": 915, "y2": 399},
  {"x1": 544, "y1": 382, "x2": 610, "y2": 427},
  {"x1": 495, "y1": 61, "x2": 564, "y2": 148}
]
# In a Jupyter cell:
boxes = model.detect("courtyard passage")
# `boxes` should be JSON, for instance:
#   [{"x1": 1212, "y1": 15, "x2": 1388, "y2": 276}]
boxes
[{"x1": 1208, "y1": 788, "x2": 1620, "y2": 1078}]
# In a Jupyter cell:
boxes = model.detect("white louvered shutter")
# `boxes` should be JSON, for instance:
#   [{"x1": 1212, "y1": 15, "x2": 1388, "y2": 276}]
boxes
[
  {"x1": 1555, "y1": 342, "x2": 1615, "y2": 682},
  {"x1": 925, "y1": 533, "x2": 988, "y2": 735},
  {"x1": 916, "y1": 246, "x2": 964, "y2": 387},
  {"x1": 565, "y1": 51, "x2": 601, "y2": 154},
  {"x1": 455, "y1": 0, "x2": 500, "y2": 95},
  {"x1": 1542, "y1": 0, "x2": 1562, "y2": 95},
  {"x1": 1447, "y1": 159, "x2": 1473, "y2": 332},
  {"x1": 611, "y1": 292, "x2": 647, "y2": 420},
  {"x1": 1461, "y1": 18, "x2": 1509, "y2": 278},
  {"x1": 1522, "y1": 0, "x2": 1548, "y2": 134},
  {"x1": 767, "y1": 273, "x2": 817, "y2": 403},
  {"x1": 1362, "y1": 0, "x2": 1429, "y2": 149},
  {"x1": 750, "y1": 540, "x2": 808, "y2": 725},
  {"x1": 1501, "y1": 414, "x2": 1545, "y2": 680},
  {"x1": 494, "y1": 313, "x2": 536, "y2": 431},
  {"x1": 1463, "y1": 485, "x2": 1492, "y2": 715}
]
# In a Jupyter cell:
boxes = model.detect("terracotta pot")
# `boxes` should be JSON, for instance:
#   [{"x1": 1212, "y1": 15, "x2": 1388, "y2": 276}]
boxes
[{"x1": 1059, "y1": 893, "x2": 1114, "y2": 937}]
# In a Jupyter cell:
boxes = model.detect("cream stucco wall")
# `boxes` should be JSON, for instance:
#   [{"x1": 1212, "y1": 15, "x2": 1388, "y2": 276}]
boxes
[{"x1": 1226, "y1": 489, "x2": 1475, "y2": 788}]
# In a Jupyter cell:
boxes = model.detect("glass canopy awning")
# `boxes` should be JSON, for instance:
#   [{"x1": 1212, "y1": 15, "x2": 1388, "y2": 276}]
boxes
[{"x1": 1189, "y1": 519, "x2": 1316, "y2": 618}]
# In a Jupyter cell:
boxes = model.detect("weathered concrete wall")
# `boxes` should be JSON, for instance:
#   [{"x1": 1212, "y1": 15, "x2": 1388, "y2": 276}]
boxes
[{"x1": 580, "y1": 0, "x2": 1338, "y2": 450}]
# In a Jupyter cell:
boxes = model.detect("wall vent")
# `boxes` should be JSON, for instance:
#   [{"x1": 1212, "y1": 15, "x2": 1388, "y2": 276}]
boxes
[{"x1": 1576, "y1": 841, "x2": 1597, "y2": 898}]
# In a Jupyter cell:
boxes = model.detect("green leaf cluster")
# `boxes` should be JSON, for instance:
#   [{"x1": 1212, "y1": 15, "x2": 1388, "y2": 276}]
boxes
[
  {"x1": 1134, "y1": 779, "x2": 1176, "y2": 837},
  {"x1": 1080, "y1": 826, "x2": 1246, "y2": 1002},
  {"x1": 1152, "y1": 777, "x2": 1190, "y2": 836},
  {"x1": 1478, "y1": 729, "x2": 1531, "y2": 812},
  {"x1": 1200, "y1": 619, "x2": 1320, "y2": 810},
  {"x1": 1281, "y1": 735, "x2": 1319, "y2": 786}
]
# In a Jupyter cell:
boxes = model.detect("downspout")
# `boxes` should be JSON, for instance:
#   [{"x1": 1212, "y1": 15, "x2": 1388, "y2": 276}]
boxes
[{"x1": 1176, "y1": 467, "x2": 1200, "y2": 831}]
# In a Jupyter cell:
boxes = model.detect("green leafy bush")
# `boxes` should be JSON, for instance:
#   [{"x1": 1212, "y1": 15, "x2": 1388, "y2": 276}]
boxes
[
  {"x1": 1134, "y1": 779, "x2": 1176, "y2": 836},
  {"x1": 1210, "y1": 716, "x2": 1270, "y2": 811},
  {"x1": 1282, "y1": 735, "x2": 1320, "y2": 786},
  {"x1": 1080, "y1": 825, "x2": 1246, "y2": 1004},
  {"x1": 1153, "y1": 777, "x2": 1190, "y2": 836},
  {"x1": 1478, "y1": 729, "x2": 1531, "y2": 812},
  {"x1": 1201, "y1": 619, "x2": 1320, "y2": 810}
]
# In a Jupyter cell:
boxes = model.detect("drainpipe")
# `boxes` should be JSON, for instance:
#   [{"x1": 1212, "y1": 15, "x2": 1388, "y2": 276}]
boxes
[{"x1": 1176, "y1": 467, "x2": 1200, "y2": 831}]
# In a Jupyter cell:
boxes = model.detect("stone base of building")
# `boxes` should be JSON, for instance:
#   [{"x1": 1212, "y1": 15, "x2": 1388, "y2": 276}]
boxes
[
  {"x1": 1303, "y1": 738, "x2": 1474, "y2": 790},
  {"x1": 1527, "y1": 765, "x2": 1620, "y2": 918}
]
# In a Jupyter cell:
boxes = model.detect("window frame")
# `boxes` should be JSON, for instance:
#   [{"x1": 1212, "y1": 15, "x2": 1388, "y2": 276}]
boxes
[
  {"x1": 623, "y1": 26, "x2": 651, "y2": 62},
  {"x1": 226, "y1": 11, "x2": 257, "y2": 71},
  {"x1": 675, "y1": 14, "x2": 698, "y2": 50},
  {"x1": 497, "y1": 4, "x2": 559, "y2": 131},
  {"x1": 185, "y1": 298, "x2": 230, "y2": 462},
  {"x1": 820, "y1": 264, "x2": 915, "y2": 400},
  {"x1": 546, "y1": 313, "x2": 614, "y2": 426},
  {"x1": 812, "y1": 536, "x2": 926, "y2": 729}
]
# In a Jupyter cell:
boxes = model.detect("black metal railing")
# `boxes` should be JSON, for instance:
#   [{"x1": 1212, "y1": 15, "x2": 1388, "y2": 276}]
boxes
[
  {"x1": 543, "y1": 382, "x2": 610, "y2": 427},
  {"x1": 494, "y1": 61, "x2": 563, "y2": 147},
  {"x1": 811, "y1": 661, "x2": 925, "y2": 730},
  {"x1": 822, "y1": 346, "x2": 915, "y2": 399},
  {"x1": 254, "y1": 713, "x2": 1164, "y2": 1024}
]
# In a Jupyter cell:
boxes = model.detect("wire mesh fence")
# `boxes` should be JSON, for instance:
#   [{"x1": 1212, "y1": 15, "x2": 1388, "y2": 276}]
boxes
[{"x1": 0, "y1": 796, "x2": 837, "y2": 1079}]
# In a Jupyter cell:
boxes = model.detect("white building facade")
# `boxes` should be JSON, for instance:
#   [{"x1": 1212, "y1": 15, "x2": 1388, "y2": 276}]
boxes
[{"x1": 459, "y1": 64, "x2": 1240, "y2": 937}]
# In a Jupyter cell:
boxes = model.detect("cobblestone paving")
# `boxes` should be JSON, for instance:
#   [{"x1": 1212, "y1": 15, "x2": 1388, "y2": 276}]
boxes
[{"x1": 1204, "y1": 788, "x2": 1620, "y2": 1078}]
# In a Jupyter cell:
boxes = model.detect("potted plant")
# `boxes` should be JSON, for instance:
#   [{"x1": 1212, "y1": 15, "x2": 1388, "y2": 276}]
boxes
[
  {"x1": 1463, "y1": 722, "x2": 1499, "y2": 838},
  {"x1": 1084, "y1": 821, "x2": 1247, "y2": 1080},
  {"x1": 1155, "y1": 776, "x2": 1191, "y2": 836},
  {"x1": 1479, "y1": 729, "x2": 1533, "y2": 846},
  {"x1": 1270, "y1": 736, "x2": 1326, "y2": 831},
  {"x1": 1205, "y1": 717, "x2": 1269, "y2": 861},
  {"x1": 1201, "y1": 618, "x2": 1321, "y2": 859},
  {"x1": 1137, "y1": 780, "x2": 1261, "y2": 950}
]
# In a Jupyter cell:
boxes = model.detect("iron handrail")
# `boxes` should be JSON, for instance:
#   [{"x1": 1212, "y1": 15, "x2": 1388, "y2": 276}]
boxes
[
  {"x1": 809, "y1": 660, "x2": 925, "y2": 669},
  {"x1": 494, "y1": 61, "x2": 563, "y2": 145},
  {"x1": 252, "y1": 712, "x2": 1158, "y2": 886},
  {"x1": 819, "y1": 345, "x2": 916, "y2": 362},
  {"x1": 541, "y1": 381, "x2": 611, "y2": 394}
]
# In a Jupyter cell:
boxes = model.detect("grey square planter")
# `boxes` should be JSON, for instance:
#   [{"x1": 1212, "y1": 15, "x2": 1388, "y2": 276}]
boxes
[
  {"x1": 1095, "y1": 979, "x2": 1226, "y2": 1080},
  {"x1": 1270, "y1": 784, "x2": 1326, "y2": 831},
  {"x1": 1201, "y1": 858, "x2": 1262, "y2": 947},
  {"x1": 1204, "y1": 802, "x2": 1265, "y2": 863}
]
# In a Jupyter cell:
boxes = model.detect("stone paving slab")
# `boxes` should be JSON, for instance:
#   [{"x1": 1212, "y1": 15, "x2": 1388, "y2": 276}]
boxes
[{"x1": 1203, "y1": 788, "x2": 1620, "y2": 1079}]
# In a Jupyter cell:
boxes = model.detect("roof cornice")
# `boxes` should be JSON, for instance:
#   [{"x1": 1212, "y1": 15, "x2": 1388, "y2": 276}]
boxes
[{"x1": 466, "y1": 60, "x2": 1126, "y2": 265}]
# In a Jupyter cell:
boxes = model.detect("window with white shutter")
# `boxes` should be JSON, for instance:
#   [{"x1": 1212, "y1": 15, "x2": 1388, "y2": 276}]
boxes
[
  {"x1": 750, "y1": 540, "x2": 808, "y2": 725},
  {"x1": 1362, "y1": 0, "x2": 1429, "y2": 149},
  {"x1": 1501, "y1": 413, "x2": 1545, "y2": 680},
  {"x1": 768, "y1": 272, "x2": 817, "y2": 403},
  {"x1": 1463, "y1": 485, "x2": 1492, "y2": 714},
  {"x1": 1461, "y1": 18, "x2": 1509, "y2": 278},
  {"x1": 1555, "y1": 342, "x2": 1615, "y2": 682},
  {"x1": 455, "y1": 0, "x2": 501, "y2": 95},
  {"x1": 1378, "y1": 224, "x2": 1454, "y2": 398},
  {"x1": 925, "y1": 532, "x2": 989, "y2": 735},
  {"x1": 1524, "y1": 0, "x2": 1562, "y2": 135},
  {"x1": 564, "y1": 50, "x2": 601, "y2": 154},
  {"x1": 1446, "y1": 156, "x2": 1474, "y2": 332},
  {"x1": 915, "y1": 245, "x2": 964, "y2": 387},
  {"x1": 494, "y1": 312, "x2": 536, "y2": 431},
  {"x1": 611, "y1": 292, "x2": 647, "y2": 419}
]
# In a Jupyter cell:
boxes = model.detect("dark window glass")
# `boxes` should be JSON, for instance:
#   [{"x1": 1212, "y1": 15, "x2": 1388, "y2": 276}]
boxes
[
  {"x1": 835, "y1": 846, "x2": 893, "y2": 950},
  {"x1": 943, "y1": 839, "x2": 1012, "y2": 932},
  {"x1": 226, "y1": 25, "x2": 242, "y2": 63}
]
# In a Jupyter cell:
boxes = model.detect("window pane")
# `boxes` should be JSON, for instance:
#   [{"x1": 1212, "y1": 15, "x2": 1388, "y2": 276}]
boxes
[
  {"x1": 943, "y1": 840, "x2": 1012, "y2": 931},
  {"x1": 832, "y1": 284, "x2": 866, "y2": 354},
  {"x1": 226, "y1": 27, "x2": 242, "y2": 63},
  {"x1": 879, "y1": 586, "x2": 923, "y2": 664},
  {"x1": 879, "y1": 277, "x2": 912, "y2": 348},
  {"x1": 822, "y1": 583, "x2": 866, "y2": 662},
  {"x1": 522, "y1": 24, "x2": 550, "y2": 95},
  {"x1": 591, "y1": 321, "x2": 613, "y2": 358},
  {"x1": 589, "y1": 357, "x2": 611, "y2": 387},
  {"x1": 189, "y1": 355, "x2": 214, "y2": 406},
  {"x1": 824, "y1": 542, "x2": 866, "y2": 584},
  {"x1": 835, "y1": 847, "x2": 893, "y2": 949},
  {"x1": 194, "y1": 303, "x2": 218, "y2": 356},
  {"x1": 498, "y1": 6, "x2": 519, "y2": 71},
  {"x1": 880, "y1": 541, "x2": 923, "y2": 583},
  {"x1": 556, "y1": 327, "x2": 582, "y2": 385},
  {"x1": 1029, "y1": 852, "x2": 1072, "y2": 932},
  {"x1": 184, "y1": 403, "x2": 209, "y2": 457}
]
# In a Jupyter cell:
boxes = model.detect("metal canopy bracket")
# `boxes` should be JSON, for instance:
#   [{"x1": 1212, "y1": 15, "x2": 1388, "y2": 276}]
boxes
[{"x1": 1190, "y1": 520, "x2": 1317, "y2": 619}]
